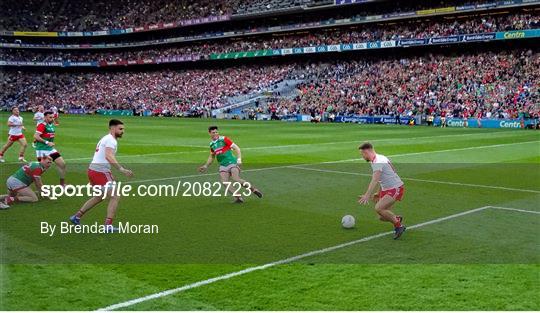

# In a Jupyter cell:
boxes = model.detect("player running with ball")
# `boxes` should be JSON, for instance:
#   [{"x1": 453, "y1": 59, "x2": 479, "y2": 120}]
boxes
[
  {"x1": 198, "y1": 126, "x2": 263, "y2": 203},
  {"x1": 357, "y1": 142, "x2": 406, "y2": 239},
  {"x1": 69, "y1": 119, "x2": 133, "y2": 232}
]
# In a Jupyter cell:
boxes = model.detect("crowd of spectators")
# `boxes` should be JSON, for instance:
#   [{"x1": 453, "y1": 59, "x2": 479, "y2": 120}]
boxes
[
  {"x1": 256, "y1": 49, "x2": 539, "y2": 121},
  {"x1": 0, "y1": 0, "x2": 327, "y2": 32},
  {"x1": 3, "y1": 13, "x2": 537, "y2": 63},
  {"x1": 2, "y1": 49, "x2": 537, "y2": 120},
  {"x1": 1, "y1": 65, "x2": 293, "y2": 115},
  {"x1": 1, "y1": 0, "x2": 535, "y2": 33}
]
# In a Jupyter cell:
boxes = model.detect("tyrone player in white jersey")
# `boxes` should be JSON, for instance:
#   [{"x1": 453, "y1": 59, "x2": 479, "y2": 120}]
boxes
[
  {"x1": 357, "y1": 142, "x2": 406, "y2": 239},
  {"x1": 33, "y1": 105, "x2": 45, "y2": 125},
  {"x1": 50, "y1": 105, "x2": 60, "y2": 125},
  {"x1": 32, "y1": 105, "x2": 45, "y2": 148},
  {"x1": 69, "y1": 119, "x2": 133, "y2": 232},
  {"x1": 0, "y1": 107, "x2": 28, "y2": 163}
]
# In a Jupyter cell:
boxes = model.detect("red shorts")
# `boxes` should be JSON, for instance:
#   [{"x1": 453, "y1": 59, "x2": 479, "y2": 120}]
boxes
[
  {"x1": 88, "y1": 169, "x2": 115, "y2": 186},
  {"x1": 379, "y1": 185, "x2": 405, "y2": 201},
  {"x1": 8, "y1": 134, "x2": 25, "y2": 142}
]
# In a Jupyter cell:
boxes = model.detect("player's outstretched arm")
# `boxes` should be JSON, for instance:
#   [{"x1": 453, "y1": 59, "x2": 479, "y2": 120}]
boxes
[
  {"x1": 198, "y1": 153, "x2": 214, "y2": 173},
  {"x1": 105, "y1": 147, "x2": 133, "y2": 177},
  {"x1": 33, "y1": 177, "x2": 45, "y2": 198},
  {"x1": 358, "y1": 170, "x2": 381, "y2": 205},
  {"x1": 231, "y1": 143, "x2": 242, "y2": 165}
]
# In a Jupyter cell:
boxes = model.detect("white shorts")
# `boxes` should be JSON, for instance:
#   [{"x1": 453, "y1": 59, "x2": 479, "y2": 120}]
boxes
[
  {"x1": 36, "y1": 149, "x2": 58, "y2": 158},
  {"x1": 7, "y1": 176, "x2": 28, "y2": 192},
  {"x1": 219, "y1": 164, "x2": 240, "y2": 174}
]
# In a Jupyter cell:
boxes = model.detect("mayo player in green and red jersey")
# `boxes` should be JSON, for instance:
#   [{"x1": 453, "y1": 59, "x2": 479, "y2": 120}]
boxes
[
  {"x1": 0, "y1": 156, "x2": 53, "y2": 209},
  {"x1": 198, "y1": 126, "x2": 263, "y2": 203},
  {"x1": 33, "y1": 111, "x2": 66, "y2": 186}
]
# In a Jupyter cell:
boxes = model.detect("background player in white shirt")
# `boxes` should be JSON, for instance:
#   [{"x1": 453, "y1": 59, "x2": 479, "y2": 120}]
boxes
[
  {"x1": 33, "y1": 105, "x2": 45, "y2": 125},
  {"x1": 32, "y1": 105, "x2": 45, "y2": 148},
  {"x1": 69, "y1": 119, "x2": 133, "y2": 232},
  {"x1": 50, "y1": 105, "x2": 60, "y2": 125},
  {"x1": 0, "y1": 107, "x2": 28, "y2": 163},
  {"x1": 358, "y1": 142, "x2": 406, "y2": 239}
]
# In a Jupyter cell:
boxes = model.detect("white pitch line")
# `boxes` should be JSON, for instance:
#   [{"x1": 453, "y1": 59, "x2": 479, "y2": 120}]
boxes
[
  {"x1": 323, "y1": 140, "x2": 540, "y2": 163},
  {"x1": 96, "y1": 205, "x2": 492, "y2": 311},
  {"x1": 124, "y1": 140, "x2": 540, "y2": 189},
  {"x1": 66, "y1": 150, "x2": 200, "y2": 161},
  {"x1": 59, "y1": 134, "x2": 459, "y2": 162},
  {"x1": 241, "y1": 132, "x2": 496, "y2": 151},
  {"x1": 291, "y1": 166, "x2": 540, "y2": 194},
  {"x1": 17, "y1": 132, "x2": 532, "y2": 163},
  {"x1": 129, "y1": 164, "x2": 303, "y2": 184},
  {"x1": 489, "y1": 206, "x2": 540, "y2": 215}
]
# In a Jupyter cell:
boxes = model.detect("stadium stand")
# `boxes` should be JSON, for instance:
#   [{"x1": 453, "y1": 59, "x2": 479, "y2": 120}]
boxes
[
  {"x1": 0, "y1": 0, "x2": 333, "y2": 32},
  {"x1": 1, "y1": 0, "x2": 538, "y2": 123},
  {"x1": 2, "y1": 13, "x2": 537, "y2": 62}
]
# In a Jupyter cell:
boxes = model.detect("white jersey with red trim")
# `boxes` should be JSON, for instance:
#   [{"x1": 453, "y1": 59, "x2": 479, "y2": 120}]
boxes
[
  {"x1": 8, "y1": 115, "x2": 23, "y2": 136},
  {"x1": 370, "y1": 153, "x2": 403, "y2": 191},
  {"x1": 34, "y1": 112, "x2": 45, "y2": 125},
  {"x1": 88, "y1": 134, "x2": 117, "y2": 173}
]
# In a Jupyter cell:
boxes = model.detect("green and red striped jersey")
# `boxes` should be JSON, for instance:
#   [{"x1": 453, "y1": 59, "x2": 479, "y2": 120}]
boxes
[{"x1": 210, "y1": 136, "x2": 237, "y2": 166}]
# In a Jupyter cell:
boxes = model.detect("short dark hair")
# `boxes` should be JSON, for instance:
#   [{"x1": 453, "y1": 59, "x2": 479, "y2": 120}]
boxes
[
  {"x1": 359, "y1": 142, "x2": 373, "y2": 150},
  {"x1": 109, "y1": 119, "x2": 124, "y2": 127},
  {"x1": 208, "y1": 126, "x2": 218, "y2": 132},
  {"x1": 44, "y1": 111, "x2": 53, "y2": 116},
  {"x1": 11, "y1": 107, "x2": 18, "y2": 111}
]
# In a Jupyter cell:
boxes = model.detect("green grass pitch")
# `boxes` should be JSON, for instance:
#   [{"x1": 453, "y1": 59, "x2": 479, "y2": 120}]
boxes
[{"x1": 0, "y1": 113, "x2": 538, "y2": 310}]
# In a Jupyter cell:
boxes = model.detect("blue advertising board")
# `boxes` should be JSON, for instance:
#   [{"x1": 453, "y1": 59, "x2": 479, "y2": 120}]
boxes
[
  {"x1": 334, "y1": 115, "x2": 412, "y2": 124},
  {"x1": 441, "y1": 118, "x2": 538, "y2": 128}
]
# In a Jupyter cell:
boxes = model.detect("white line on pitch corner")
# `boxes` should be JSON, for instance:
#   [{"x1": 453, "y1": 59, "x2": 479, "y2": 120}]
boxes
[
  {"x1": 489, "y1": 206, "x2": 540, "y2": 215},
  {"x1": 96, "y1": 206, "x2": 491, "y2": 311},
  {"x1": 291, "y1": 166, "x2": 540, "y2": 194}
]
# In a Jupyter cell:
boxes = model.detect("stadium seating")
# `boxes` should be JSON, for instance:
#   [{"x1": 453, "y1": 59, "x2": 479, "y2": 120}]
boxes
[
  {"x1": 2, "y1": 13, "x2": 537, "y2": 62},
  {"x1": 2, "y1": 49, "x2": 538, "y2": 119}
]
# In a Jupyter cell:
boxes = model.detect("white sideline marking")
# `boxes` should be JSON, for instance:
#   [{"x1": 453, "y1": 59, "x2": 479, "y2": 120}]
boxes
[
  {"x1": 323, "y1": 140, "x2": 540, "y2": 164},
  {"x1": 130, "y1": 164, "x2": 299, "y2": 184},
  {"x1": 490, "y1": 206, "x2": 540, "y2": 215},
  {"x1": 291, "y1": 166, "x2": 540, "y2": 194},
  {"x1": 16, "y1": 133, "x2": 534, "y2": 163},
  {"x1": 66, "y1": 149, "x2": 199, "y2": 161},
  {"x1": 241, "y1": 132, "x2": 493, "y2": 151},
  {"x1": 122, "y1": 140, "x2": 539, "y2": 185},
  {"x1": 68, "y1": 143, "x2": 209, "y2": 148},
  {"x1": 99, "y1": 205, "x2": 519, "y2": 311}
]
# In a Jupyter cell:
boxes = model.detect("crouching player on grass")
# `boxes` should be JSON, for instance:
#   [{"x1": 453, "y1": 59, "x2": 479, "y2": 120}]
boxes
[
  {"x1": 198, "y1": 126, "x2": 263, "y2": 203},
  {"x1": 0, "y1": 156, "x2": 53, "y2": 209},
  {"x1": 69, "y1": 119, "x2": 133, "y2": 233},
  {"x1": 357, "y1": 142, "x2": 406, "y2": 239}
]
